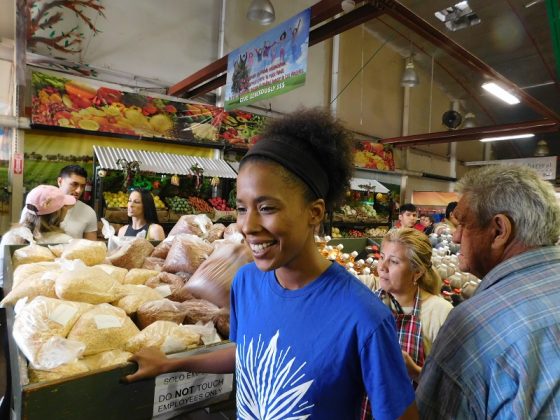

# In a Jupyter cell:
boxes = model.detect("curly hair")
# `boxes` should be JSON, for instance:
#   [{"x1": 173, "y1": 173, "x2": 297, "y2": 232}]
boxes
[{"x1": 241, "y1": 107, "x2": 354, "y2": 210}]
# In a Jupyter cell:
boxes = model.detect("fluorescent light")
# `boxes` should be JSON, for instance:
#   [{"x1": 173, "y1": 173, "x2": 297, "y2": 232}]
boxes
[
  {"x1": 481, "y1": 82, "x2": 520, "y2": 105},
  {"x1": 480, "y1": 133, "x2": 534, "y2": 142}
]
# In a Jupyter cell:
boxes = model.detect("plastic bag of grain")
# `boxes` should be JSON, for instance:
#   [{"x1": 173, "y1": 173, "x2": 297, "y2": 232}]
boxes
[
  {"x1": 142, "y1": 256, "x2": 165, "y2": 271},
  {"x1": 61, "y1": 239, "x2": 107, "y2": 266},
  {"x1": 95, "y1": 264, "x2": 128, "y2": 284},
  {"x1": 55, "y1": 263, "x2": 126, "y2": 304},
  {"x1": 223, "y1": 223, "x2": 243, "y2": 240},
  {"x1": 145, "y1": 272, "x2": 193, "y2": 302},
  {"x1": 108, "y1": 238, "x2": 154, "y2": 270},
  {"x1": 1, "y1": 269, "x2": 60, "y2": 307},
  {"x1": 212, "y1": 309, "x2": 230, "y2": 339},
  {"x1": 182, "y1": 299, "x2": 221, "y2": 324},
  {"x1": 125, "y1": 320, "x2": 201, "y2": 354},
  {"x1": 184, "y1": 239, "x2": 252, "y2": 308},
  {"x1": 136, "y1": 299, "x2": 189, "y2": 329},
  {"x1": 123, "y1": 268, "x2": 159, "y2": 285},
  {"x1": 67, "y1": 304, "x2": 140, "y2": 356},
  {"x1": 207, "y1": 223, "x2": 225, "y2": 242},
  {"x1": 114, "y1": 285, "x2": 163, "y2": 315},
  {"x1": 12, "y1": 261, "x2": 61, "y2": 289},
  {"x1": 29, "y1": 360, "x2": 89, "y2": 384},
  {"x1": 82, "y1": 349, "x2": 132, "y2": 371},
  {"x1": 168, "y1": 214, "x2": 213, "y2": 238},
  {"x1": 12, "y1": 244, "x2": 55, "y2": 268},
  {"x1": 151, "y1": 238, "x2": 173, "y2": 259},
  {"x1": 162, "y1": 234, "x2": 213, "y2": 274},
  {"x1": 12, "y1": 296, "x2": 93, "y2": 368}
]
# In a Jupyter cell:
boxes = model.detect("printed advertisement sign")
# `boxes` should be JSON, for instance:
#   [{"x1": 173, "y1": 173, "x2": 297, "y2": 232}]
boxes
[
  {"x1": 225, "y1": 8, "x2": 311, "y2": 110},
  {"x1": 31, "y1": 70, "x2": 267, "y2": 148}
]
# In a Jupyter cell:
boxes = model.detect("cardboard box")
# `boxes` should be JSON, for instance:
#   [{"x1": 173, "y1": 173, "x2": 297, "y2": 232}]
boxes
[{"x1": 2, "y1": 246, "x2": 234, "y2": 420}]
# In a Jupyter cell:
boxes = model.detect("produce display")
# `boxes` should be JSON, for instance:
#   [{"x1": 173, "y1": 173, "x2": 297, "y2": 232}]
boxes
[
  {"x1": 103, "y1": 191, "x2": 166, "y2": 209},
  {"x1": 208, "y1": 197, "x2": 234, "y2": 211},
  {"x1": 2, "y1": 216, "x2": 244, "y2": 385},
  {"x1": 330, "y1": 226, "x2": 388, "y2": 239},
  {"x1": 165, "y1": 196, "x2": 194, "y2": 214},
  {"x1": 316, "y1": 237, "x2": 378, "y2": 290},
  {"x1": 187, "y1": 196, "x2": 214, "y2": 213}
]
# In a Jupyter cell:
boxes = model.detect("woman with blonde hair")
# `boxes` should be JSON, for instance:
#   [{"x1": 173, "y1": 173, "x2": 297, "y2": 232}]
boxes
[
  {"x1": 361, "y1": 228, "x2": 452, "y2": 418},
  {"x1": 0, "y1": 185, "x2": 76, "y2": 287}
]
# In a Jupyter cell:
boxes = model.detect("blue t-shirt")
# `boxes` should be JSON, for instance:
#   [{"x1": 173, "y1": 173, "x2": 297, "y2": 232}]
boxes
[{"x1": 230, "y1": 262, "x2": 415, "y2": 420}]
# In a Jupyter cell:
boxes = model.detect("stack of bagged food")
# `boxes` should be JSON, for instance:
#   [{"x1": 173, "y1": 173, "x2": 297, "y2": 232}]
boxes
[{"x1": 1, "y1": 214, "x2": 251, "y2": 384}]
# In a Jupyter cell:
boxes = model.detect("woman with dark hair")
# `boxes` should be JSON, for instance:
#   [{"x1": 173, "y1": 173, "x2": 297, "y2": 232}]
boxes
[
  {"x1": 125, "y1": 108, "x2": 417, "y2": 419},
  {"x1": 117, "y1": 189, "x2": 165, "y2": 241}
]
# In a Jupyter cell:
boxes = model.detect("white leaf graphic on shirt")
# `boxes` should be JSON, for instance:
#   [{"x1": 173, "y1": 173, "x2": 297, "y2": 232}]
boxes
[{"x1": 236, "y1": 330, "x2": 314, "y2": 420}]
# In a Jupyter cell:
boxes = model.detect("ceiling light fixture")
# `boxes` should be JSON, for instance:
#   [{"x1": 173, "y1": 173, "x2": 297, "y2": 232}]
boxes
[
  {"x1": 481, "y1": 82, "x2": 521, "y2": 105},
  {"x1": 341, "y1": 0, "x2": 356, "y2": 12},
  {"x1": 247, "y1": 0, "x2": 275, "y2": 25},
  {"x1": 435, "y1": 1, "x2": 481, "y2": 31},
  {"x1": 534, "y1": 139, "x2": 550, "y2": 156},
  {"x1": 462, "y1": 112, "x2": 476, "y2": 128},
  {"x1": 479, "y1": 133, "x2": 534, "y2": 142},
  {"x1": 401, "y1": 57, "x2": 420, "y2": 87}
]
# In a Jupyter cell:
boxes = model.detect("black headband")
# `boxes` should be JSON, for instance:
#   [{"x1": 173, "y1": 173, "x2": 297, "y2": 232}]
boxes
[{"x1": 242, "y1": 137, "x2": 329, "y2": 199}]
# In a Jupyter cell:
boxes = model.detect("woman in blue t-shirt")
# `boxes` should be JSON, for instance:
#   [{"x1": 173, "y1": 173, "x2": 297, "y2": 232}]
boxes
[{"x1": 125, "y1": 108, "x2": 417, "y2": 419}]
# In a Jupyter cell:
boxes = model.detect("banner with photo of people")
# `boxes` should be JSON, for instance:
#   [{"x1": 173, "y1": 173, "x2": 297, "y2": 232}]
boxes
[{"x1": 224, "y1": 8, "x2": 311, "y2": 110}]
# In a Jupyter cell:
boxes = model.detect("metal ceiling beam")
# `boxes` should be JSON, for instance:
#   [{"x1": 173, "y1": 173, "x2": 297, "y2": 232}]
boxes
[
  {"x1": 380, "y1": 119, "x2": 559, "y2": 147},
  {"x1": 380, "y1": 0, "x2": 560, "y2": 122},
  {"x1": 169, "y1": 1, "x2": 381, "y2": 98}
]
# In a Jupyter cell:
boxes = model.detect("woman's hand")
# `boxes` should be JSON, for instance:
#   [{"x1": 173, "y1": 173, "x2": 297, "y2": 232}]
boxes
[
  {"x1": 124, "y1": 346, "x2": 169, "y2": 383},
  {"x1": 401, "y1": 350, "x2": 422, "y2": 382}
]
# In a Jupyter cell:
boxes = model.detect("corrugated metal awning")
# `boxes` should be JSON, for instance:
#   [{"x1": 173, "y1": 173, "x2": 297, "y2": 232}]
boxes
[
  {"x1": 350, "y1": 177, "x2": 389, "y2": 193},
  {"x1": 93, "y1": 146, "x2": 237, "y2": 178}
]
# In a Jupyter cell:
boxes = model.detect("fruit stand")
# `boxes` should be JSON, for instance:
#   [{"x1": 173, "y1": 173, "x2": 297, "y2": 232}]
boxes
[
  {"x1": 93, "y1": 146, "x2": 238, "y2": 229},
  {"x1": 327, "y1": 177, "x2": 393, "y2": 239}
]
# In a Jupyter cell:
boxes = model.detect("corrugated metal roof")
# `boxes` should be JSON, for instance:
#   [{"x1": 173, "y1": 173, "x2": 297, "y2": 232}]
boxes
[
  {"x1": 350, "y1": 177, "x2": 389, "y2": 193},
  {"x1": 93, "y1": 146, "x2": 237, "y2": 178}
]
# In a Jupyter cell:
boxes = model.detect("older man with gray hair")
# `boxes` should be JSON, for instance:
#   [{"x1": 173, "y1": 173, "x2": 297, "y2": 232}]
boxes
[{"x1": 416, "y1": 164, "x2": 560, "y2": 418}]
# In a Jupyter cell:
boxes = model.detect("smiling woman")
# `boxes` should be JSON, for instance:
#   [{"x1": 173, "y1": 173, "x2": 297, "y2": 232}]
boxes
[{"x1": 125, "y1": 108, "x2": 417, "y2": 419}]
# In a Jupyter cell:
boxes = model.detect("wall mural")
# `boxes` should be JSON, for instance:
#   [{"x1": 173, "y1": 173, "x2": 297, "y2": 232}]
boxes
[
  {"x1": 25, "y1": 0, "x2": 105, "y2": 55},
  {"x1": 31, "y1": 70, "x2": 267, "y2": 147}
]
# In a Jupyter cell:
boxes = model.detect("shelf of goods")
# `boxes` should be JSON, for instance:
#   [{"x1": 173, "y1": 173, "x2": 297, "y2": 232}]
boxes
[
  {"x1": 328, "y1": 177, "x2": 393, "y2": 239},
  {"x1": 93, "y1": 145, "x2": 238, "y2": 227},
  {"x1": 1, "y1": 244, "x2": 236, "y2": 420}
]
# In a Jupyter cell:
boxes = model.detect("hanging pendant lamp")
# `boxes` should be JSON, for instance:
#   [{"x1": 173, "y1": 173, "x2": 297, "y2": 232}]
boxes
[
  {"x1": 401, "y1": 57, "x2": 420, "y2": 87},
  {"x1": 247, "y1": 0, "x2": 275, "y2": 25}
]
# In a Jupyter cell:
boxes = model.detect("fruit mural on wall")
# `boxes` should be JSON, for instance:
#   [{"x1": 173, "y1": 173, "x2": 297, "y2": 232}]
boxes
[
  {"x1": 31, "y1": 71, "x2": 268, "y2": 148},
  {"x1": 353, "y1": 141, "x2": 395, "y2": 171}
]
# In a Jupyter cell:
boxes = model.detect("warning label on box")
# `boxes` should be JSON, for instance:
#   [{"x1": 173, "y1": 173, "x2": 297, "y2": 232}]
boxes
[{"x1": 153, "y1": 371, "x2": 233, "y2": 417}]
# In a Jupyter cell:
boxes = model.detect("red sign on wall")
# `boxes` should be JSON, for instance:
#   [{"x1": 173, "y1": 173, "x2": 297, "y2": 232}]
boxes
[{"x1": 13, "y1": 152, "x2": 23, "y2": 174}]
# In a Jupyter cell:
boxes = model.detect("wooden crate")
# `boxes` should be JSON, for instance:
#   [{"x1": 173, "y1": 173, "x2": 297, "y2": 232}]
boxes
[{"x1": 2, "y1": 246, "x2": 234, "y2": 420}]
